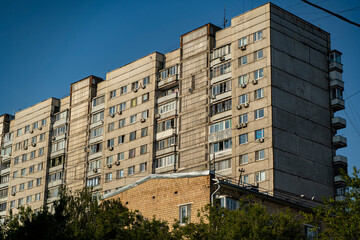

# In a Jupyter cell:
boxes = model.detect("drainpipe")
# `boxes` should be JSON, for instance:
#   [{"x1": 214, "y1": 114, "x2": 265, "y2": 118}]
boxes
[{"x1": 211, "y1": 178, "x2": 220, "y2": 206}]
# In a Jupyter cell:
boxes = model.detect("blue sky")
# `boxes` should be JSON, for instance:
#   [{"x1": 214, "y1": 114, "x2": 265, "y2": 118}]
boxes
[{"x1": 1, "y1": 0, "x2": 359, "y2": 171}]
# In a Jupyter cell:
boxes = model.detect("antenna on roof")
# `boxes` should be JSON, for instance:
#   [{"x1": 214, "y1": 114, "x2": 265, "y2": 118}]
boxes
[{"x1": 223, "y1": 4, "x2": 228, "y2": 28}]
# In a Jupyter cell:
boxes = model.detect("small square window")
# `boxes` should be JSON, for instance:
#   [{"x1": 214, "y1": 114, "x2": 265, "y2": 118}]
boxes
[
  {"x1": 117, "y1": 152, "x2": 124, "y2": 161},
  {"x1": 118, "y1": 135, "x2": 125, "y2": 144},
  {"x1": 254, "y1": 49, "x2": 263, "y2": 60},
  {"x1": 238, "y1": 37, "x2": 247, "y2": 47},
  {"x1": 119, "y1": 119, "x2": 126, "y2": 128},
  {"x1": 253, "y1": 30, "x2": 263, "y2": 42},
  {"x1": 117, "y1": 169, "x2": 124, "y2": 179},
  {"x1": 120, "y1": 86, "x2": 127, "y2": 95},
  {"x1": 238, "y1": 56, "x2": 248, "y2": 66}
]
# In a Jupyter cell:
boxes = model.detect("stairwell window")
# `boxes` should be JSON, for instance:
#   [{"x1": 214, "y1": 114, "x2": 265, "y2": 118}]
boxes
[
  {"x1": 253, "y1": 30, "x2": 263, "y2": 42},
  {"x1": 255, "y1": 129, "x2": 264, "y2": 140},
  {"x1": 254, "y1": 68, "x2": 264, "y2": 80}
]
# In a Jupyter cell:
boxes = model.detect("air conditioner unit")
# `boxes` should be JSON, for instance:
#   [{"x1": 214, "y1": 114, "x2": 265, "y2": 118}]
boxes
[
  {"x1": 24, "y1": 146, "x2": 28, "y2": 150},
  {"x1": 219, "y1": 56, "x2": 225, "y2": 61},
  {"x1": 211, "y1": 95, "x2": 216, "y2": 99},
  {"x1": 258, "y1": 138, "x2": 265, "y2": 143},
  {"x1": 241, "y1": 122, "x2": 247, "y2": 128},
  {"x1": 133, "y1": 88, "x2": 138, "y2": 93},
  {"x1": 107, "y1": 164, "x2": 112, "y2": 168},
  {"x1": 110, "y1": 113, "x2": 115, "y2": 118},
  {"x1": 115, "y1": 161, "x2": 120, "y2": 166},
  {"x1": 39, "y1": 126, "x2": 42, "y2": 130},
  {"x1": 52, "y1": 136, "x2": 56, "y2": 141},
  {"x1": 32, "y1": 143, "x2": 36, "y2": 147},
  {"x1": 84, "y1": 147, "x2": 89, "y2": 152},
  {"x1": 252, "y1": 79, "x2": 258, "y2": 85},
  {"x1": 8, "y1": 153, "x2": 12, "y2": 156},
  {"x1": 11, "y1": 192, "x2": 16, "y2": 196},
  {"x1": 236, "y1": 124, "x2": 242, "y2": 129},
  {"x1": 155, "y1": 114, "x2": 161, "y2": 119},
  {"x1": 108, "y1": 146, "x2": 114, "y2": 151},
  {"x1": 118, "y1": 111, "x2": 122, "y2": 115},
  {"x1": 236, "y1": 105, "x2": 242, "y2": 110},
  {"x1": 141, "y1": 84, "x2": 146, "y2": 89},
  {"x1": 188, "y1": 88, "x2": 193, "y2": 93},
  {"x1": 100, "y1": 120, "x2": 104, "y2": 124},
  {"x1": 241, "y1": 45, "x2": 247, "y2": 51},
  {"x1": 140, "y1": 118, "x2": 146, "y2": 123},
  {"x1": 30, "y1": 130, "x2": 33, "y2": 134},
  {"x1": 244, "y1": 103, "x2": 249, "y2": 108},
  {"x1": 241, "y1": 84, "x2": 247, "y2": 88},
  {"x1": 93, "y1": 168, "x2": 98, "y2": 173}
]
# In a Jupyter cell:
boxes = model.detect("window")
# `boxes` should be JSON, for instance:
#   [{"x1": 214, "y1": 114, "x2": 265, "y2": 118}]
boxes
[
  {"x1": 119, "y1": 102, "x2": 126, "y2": 111},
  {"x1": 157, "y1": 101, "x2": 176, "y2": 114},
  {"x1": 92, "y1": 96, "x2": 105, "y2": 107},
  {"x1": 36, "y1": 178, "x2": 42, "y2": 186},
  {"x1": 255, "y1": 129, "x2": 264, "y2": 140},
  {"x1": 1, "y1": 146, "x2": 11, "y2": 156},
  {"x1": 254, "y1": 30, "x2": 263, "y2": 41},
  {"x1": 27, "y1": 196, "x2": 32, "y2": 204},
  {"x1": 22, "y1": 154, "x2": 27, "y2": 162},
  {"x1": 220, "y1": 197, "x2": 239, "y2": 210},
  {"x1": 35, "y1": 193, "x2": 41, "y2": 201},
  {"x1": 17, "y1": 129, "x2": 22, "y2": 136},
  {"x1": 105, "y1": 173, "x2": 112, "y2": 182},
  {"x1": 33, "y1": 122, "x2": 38, "y2": 130},
  {"x1": 108, "y1": 122, "x2": 115, "y2": 132},
  {"x1": 49, "y1": 155, "x2": 64, "y2": 167},
  {"x1": 305, "y1": 225, "x2": 318, "y2": 239},
  {"x1": 157, "y1": 119, "x2": 175, "y2": 133},
  {"x1": 156, "y1": 136, "x2": 176, "y2": 150},
  {"x1": 209, "y1": 119, "x2": 232, "y2": 134},
  {"x1": 0, "y1": 175, "x2": 9, "y2": 184},
  {"x1": 239, "y1": 134, "x2": 248, "y2": 145},
  {"x1": 119, "y1": 119, "x2": 126, "y2": 128},
  {"x1": 21, "y1": 168, "x2": 26, "y2": 176},
  {"x1": 131, "y1": 97, "x2": 137, "y2": 107},
  {"x1": 239, "y1": 94, "x2": 248, "y2": 104},
  {"x1": 143, "y1": 76, "x2": 150, "y2": 86},
  {"x1": 140, "y1": 145, "x2": 147, "y2": 155},
  {"x1": 48, "y1": 188, "x2": 60, "y2": 199},
  {"x1": 211, "y1": 99, "x2": 232, "y2": 116},
  {"x1": 52, "y1": 140, "x2": 65, "y2": 152},
  {"x1": 14, "y1": 157, "x2": 19, "y2": 165},
  {"x1": 88, "y1": 159, "x2": 101, "y2": 171},
  {"x1": 32, "y1": 136, "x2": 37, "y2": 144},
  {"x1": 107, "y1": 138, "x2": 114, "y2": 148},
  {"x1": 141, "y1": 110, "x2": 148, "y2": 119},
  {"x1": 238, "y1": 37, "x2": 247, "y2": 47},
  {"x1": 141, "y1": 127, "x2": 148, "y2": 137},
  {"x1": 90, "y1": 127, "x2": 103, "y2": 138},
  {"x1": 29, "y1": 165, "x2": 34, "y2": 173},
  {"x1": 238, "y1": 56, "x2": 248, "y2": 66},
  {"x1": 211, "y1": 139, "x2": 232, "y2": 153},
  {"x1": 118, "y1": 135, "x2": 125, "y2": 144},
  {"x1": 109, "y1": 106, "x2": 116, "y2": 115},
  {"x1": 179, "y1": 204, "x2": 191, "y2": 224},
  {"x1": 25, "y1": 125, "x2": 30, "y2": 133},
  {"x1": 238, "y1": 74, "x2": 248, "y2": 86},
  {"x1": 41, "y1": 118, "x2": 47, "y2": 126},
  {"x1": 0, "y1": 189, "x2": 8, "y2": 199},
  {"x1": 254, "y1": 68, "x2": 264, "y2": 80},
  {"x1": 89, "y1": 143, "x2": 102, "y2": 154},
  {"x1": 117, "y1": 152, "x2": 124, "y2": 161},
  {"x1": 110, "y1": 90, "x2": 116, "y2": 99},
  {"x1": 128, "y1": 166, "x2": 135, "y2": 176},
  {"x1": 15, "y1": 143, "x2": 20, "y2": 151},
  {"x1": 87, "y1": 177, "x2": 100, "y2": 187},
  {"x1": 211, "y1": 45, "x2": 230, "y2": 60},
  {"x1": 19, "y1": 183, "x2": 25, "y2": 191},
  {"x1": 106, "y1": 156, "x2": 113, "y2": 165},
  {"x1": 254, "y1": 49, "x2": 263, "y2": 60},
  {"x1": 0, "y1": 202, "x2": 6, "y2": 212},
  {"x1": 242, "y1": 174, "x2": 249, "y2": 184},
  {"x1": 92, "y1": 111, "x2": 104, "y2": 123},
  {"x1": 37, "y1": 163, "x2": 43, "y2": 171},
  {"x1": 130, "y1": 114, "x2": 137, "y2": 124},
  {"x1": 131, "y1": 81, "x2": 139, "y2": 91},
  {"x1": 30, "y1": 151, "x2": 35, "y2": 159},
  {"x1": 116, "y1": 169, "x2": 124, "y2": 179},
  {"x1": 212, "y1": 80, "x2": 231, "y2": 96},
  {"x1": 23, "y1": 140, "x2": 28, "y2": 149},
  {"x1": 255, "y1": 149, "x2": 265, "y2": 161},
  {"x1": 254, "y1": 88, "x2": 264, "y2": 100},
  {"x1": 13, "y1": 171, "x2": 18, "y2": 179},
  {"x1": 142, "y1": 93, "x2": 149, "y2": 103},
  {"x1": 331, "y1": 88, "x2": 343, "y2": 100},
  {"x1": 215, "y1": 159, "x2": 231, "y2": 171},
  {"x1": 120, "y1": 86, "x2": 127, "y2": 95},
  {"x1": 239, "y1": 114, "x2": 248, "y2": 124},
  {"x1": 28, "y1": 180, "x2": 33, "y2": 189},
  {"x1": 211, "y1": 61, "x2": 231, "y2": 78},
  {"x1": 239, "y1": 154, "x2": 248, "y2": 164},
  {"x1": 140, "y1": 163, "x2": 147, "y2": 172},
  {"x1": 160, "y1": 65, "x2": 178, "y2": 80},
  {"x1": 18, "y1": 198, "x2": 24, "y2": 206},
  {"x1": 48, "y1": 172, "x2": 63, "y2": 182},
  {"x1": 156, "y1": 154, "x2": 176, "y2": 168},
  {"x1": 39, "y1": 133, "x2": 45, "y2": 141},
  {"x1": 129, "y1": 149, "x2": 136, "y2": 158},
  {"x1": 10, "y1": 201, "x2": 15, "y2": 209},
  {"x1": 256, "y1": 171, "x2": 266, "y2": 182},
  {"x1": 255, "y1": 108, "x2": 264, "y2": 120},
  {"x1": 55, "y1": 111, "x2": 68, "y2": 121}
]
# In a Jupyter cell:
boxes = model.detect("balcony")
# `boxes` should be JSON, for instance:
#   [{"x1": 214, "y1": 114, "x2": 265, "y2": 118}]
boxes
[
  {"x1": 210, "y1": 54, "x2": 231, "y2": 68},
  {"x1": 210, "y1": 72, "x2": 232, "y2": 85},
  {"x1": 210, "y1": 110, "x2": 232, "y2": 122},
  {"x1": 0, "y1": 168, "x2": 10, "y2": 175},
  {"x1": 157, "y1": 92, "x2": 178, "y2": 105},
  {"x1": 90, "y1": 120, "x2": 103, "y2": 129},
  {"x1": 334, "y1": 175, "x2": 345, "y2": 183},
  {"x1": 0, "y1": 182, "x2": 9, "y2": 189},
  {"x1": 88, "y1": 152, "x2": 102, "y2": 161},
  {"x1": 50, "y1": 148, "x2": 66, "y2": 158},
  {"x1": 331, "y1": 98, "x2": 345, "y2": 112},
  {"x1": 87, "y1": 168, "x2": 102, "y2": 177},
  {"x1": 53, "y1": 118, "x2": 68, "y2": 128},
  {"x1": 156, "y1": 129, "x2": 176, "y2": 141},
  {"x1": 3, "y1": 140, "x2": 12, "y2": 148},
  {"x1": 210, "y1": 91, "x2": 231, "y2": 104},
  {"x1": 329, "y1": 76, "x2": 343, "y2": 88},
  {"x1": 49, "y1": 164, "x2": 63, "y2": 173},
  {"x1": 91, "y1": 103, "x2": 105, "y2": 113},
  {"x1": 333, "y1": 155, "x2": 347, "y2": 164},
  {"x1": 158, "y1": 110, "x2": 178, "y2": 120},
  {"x1": 209, "y1": 129, "x2": 232, "y2": 144},
  {"x1": 333, "y1": 135, "x2": 347, "y2": 149},
  {"x1": 52, "y1": 133, "x2": 66, "y2": 142},
  {"x1": 329, "y1": 61, "x2": 343, "y2": 72},
  {"x1": 89, "y1": 135, "x2": 103, "y2": 145},
  {"x1": 210, "y1": 149, "x2": 231, "y2": 160},
  {"x1": 332, "y1": 117, "x2": 346, "y2": 129},
  {"x1": 48, "y1": 180, "x2": 63, "y2": 188},
  {"x1": 1, "y1": 154, "x2": 11, "y2": 163},
  {"x1": 156, "y1": 145, "x2": 177, "y2": 156},
  {"x1": 158, "y1": 74, "x2": 179, "y2": 88}
]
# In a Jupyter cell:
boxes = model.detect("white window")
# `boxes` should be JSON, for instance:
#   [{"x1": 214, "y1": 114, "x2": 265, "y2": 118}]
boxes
[
  {"x1": 238, "y1": 37, "x2": 247, "y2": 47},
  {"x1": 30, "y1": 151, "x2": 35, "y2": 159},
  {"x1": 90, "y1": 127, "x2": 103, "y2": 138},
  {"x1": 211, "y1": 45, "x2": 230, "y2": 60},
  {"x1": 254, "y1": 88, "x2": 264, "y2": 100},
  {"x1": 110, "y1": 90, "x2": 116, "y2": 99},
  {"x1": 28, "y1": 180, "x2": 33, "y2": 189},
  {"x1": 157, "y1": 101, "x2": 176, "y2": 114},
  {"x1": 130, "y1": 114, "x2": 137, "y2": 124},
  {"x1": 18, "y1": 198, "x2": 24, "y2": 206},
  {"x1": 25, "y1": 125, "x2": 30, "y2": 133},
  {"x1": 53, "y1": 125, "x2": 67, "y2": 137},
  {"x1": 238, "y1": 56, "x2": 247, "y2": 66},
  {"x1": 132, "y1": 81, "x2": 139, "y2": 90},
  {"x1": 254, "y1": 49, "x2": 263, "y2": 60},
  {"x1": 36, "y1": 178, "x2": 42, "y2": 186},
  {"x1": 33, "y1": 122, "x2": 38, "y2": 130},
  {"x1": 255, "y1": 108, "x2": 264, "y2": 120},
  {"x1": 92, "y1": 96, "x2": 105, "y2": 107},
  {"x1": 109, "y1": 106, "x2": 116, "y2": 115},
  {"x1": 253, "y1": 30, "x2": 263, "y2": 42},
  {"x1": 211, "y1": 139, "x2": 232, "y2": 153},
  {"x1": 211, "y1": 99, "x2": 232, "y2": 116},
  {"x1": 238, "y1": 74, "x2": 248, "y2": 85},
  {"x1": 142, "y1": 93, "x2": 149, "y2": 103},
  {"x1": 239, "y1": 134, "x2": 248, "y2": 145},
  {"x1": 52, "y1": 140, "x2": 65, "y2": 152},
  {"x1": 119, "y1": 102, "x2": 126, "y2": 111},
  {"x1": 41, "y1": 119, "x2": 47, "y2": 126},
  {"x1": 35, "y1": 193, "x2": 41, "y2": 201},
  {"x1": 141, "y1": 110, "x2": 148, "y2": 119},
  {"x1": 140, "y1": 163, "x2": 147, "y2": 172},
  {"x1": 179, "y1": 204, "x2": 191, "y2": 224},
  {"x1": 156, "y1": 136, "x2": 176, "y2": 150},
  {"x1": 92, "y1": 111, "x2": 104, "y2": 123},
  {"x1": 212, "y1": 80, "x2": 231, "y2": 96},
  {"x1": 220, "y1": 197, "x2": 239, "y2": 210},
  {"x1": 239, "y1": 154, "x2": 248, "y2": 164},
  {"x1": 215, "y1": 159, "x2": 231, "y2": 171},
  {"x1": 255, "y1": 149, "x2": 265, "y2": 161},
  {"x1": 239, "y1": 94, "x2": 248, "y2": 104},
  {"x1": 39, "y1": 133, "x2": 45, "y2": 141},
  {"x1": 256, "y1": 171, "x2": 266, "y2": 182},
  {"x1": 55, "y1": 111, "x2": 68, "y2": 121},
  {"x1": 87, "y1": 177, "x2": 100, "y2": 187},
  {"x1": 156, "y1": 154, "x2": 176, "y2": 168},
  {"x1": 255, "y1": 129, "x2": 264, "y2": 140},
  {"x1": 209, "y1": 119, "x2": 232, "y2": 134},
  {"x1": 17, "y1": 129, "x2": 22, "y2": 136},
  {"x1": 239, "y1": 114, "x2": 248, "y2": 124},
  {"x1": 254, "y1": 68, "x2": 264, "y2": 80},
  {"x1": 140, "y1": 145, "x2": 147, "y2": 155},
  {"x1": 21, "y1": 169, "x2": 26, "y2": 176},
  {"x1": 211, "y1": 61, "x2": 231, "y2": 79},
  {"x1": 37, "y1": 163, "x2": 43, "y2": 171}
]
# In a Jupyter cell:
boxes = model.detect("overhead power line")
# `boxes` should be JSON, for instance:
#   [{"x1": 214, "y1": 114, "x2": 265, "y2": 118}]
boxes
[{"x1": 301, "y1": 0, "x2": 360, "y2": 28}]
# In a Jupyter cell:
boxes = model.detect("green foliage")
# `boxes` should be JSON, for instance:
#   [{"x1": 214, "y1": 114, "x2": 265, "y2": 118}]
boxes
[{"x1": 305, "y1": 167, "x2": 360, "y2": 240}]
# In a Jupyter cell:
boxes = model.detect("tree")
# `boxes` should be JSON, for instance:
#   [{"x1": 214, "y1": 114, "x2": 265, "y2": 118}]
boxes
[
  {"x1": 306, "y1": 167, "x2": 360, "y2": 240},
  {"x1": 172, "y1": 199, "x2": 306, "y2": 240}
]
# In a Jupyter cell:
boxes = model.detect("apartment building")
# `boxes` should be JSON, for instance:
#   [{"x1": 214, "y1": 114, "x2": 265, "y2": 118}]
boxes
[{"x1": 0, "y1": 3, "x2": 347, "y2": 218}]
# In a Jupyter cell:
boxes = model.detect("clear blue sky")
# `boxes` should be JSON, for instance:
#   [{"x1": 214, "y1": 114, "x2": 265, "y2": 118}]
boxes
[{"x1": 1, "y1": 0, "x2": 359, "y2": 171}]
